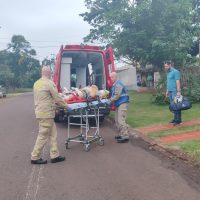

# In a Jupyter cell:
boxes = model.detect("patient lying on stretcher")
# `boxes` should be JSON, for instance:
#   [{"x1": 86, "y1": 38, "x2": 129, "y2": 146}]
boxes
[{"x1": 60, "y1": 85, "x2": 110, "y2": 104}]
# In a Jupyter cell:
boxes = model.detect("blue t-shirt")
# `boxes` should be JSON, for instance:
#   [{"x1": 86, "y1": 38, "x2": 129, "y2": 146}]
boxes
[{"x1": 167, "y1": 67, "x2": 180, "y2": 92}]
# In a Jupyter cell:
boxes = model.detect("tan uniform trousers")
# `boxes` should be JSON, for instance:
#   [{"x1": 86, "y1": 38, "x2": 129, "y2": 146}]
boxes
[
  {"x1": 31, "y1": 118, "x2": 59, "y2": 160},
  {"x1": 115, "y1": 103, "x2": 129, "y2": 137}
]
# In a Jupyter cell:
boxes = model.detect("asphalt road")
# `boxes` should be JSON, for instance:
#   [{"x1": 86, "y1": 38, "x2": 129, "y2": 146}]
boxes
[{"x1": 0, "y1": 93, "x2": 200, "y2": 200}]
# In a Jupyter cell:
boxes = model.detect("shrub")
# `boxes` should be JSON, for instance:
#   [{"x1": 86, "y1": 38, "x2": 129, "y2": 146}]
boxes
[
  {"x1": 151, "y1": 75, "x2": 169, "y2": 105},
  {"x1": 182, "y1": 75, "x2": 200, "y2": 103}
]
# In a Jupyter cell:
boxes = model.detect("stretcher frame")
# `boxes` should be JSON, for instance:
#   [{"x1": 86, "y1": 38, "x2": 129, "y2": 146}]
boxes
[{"x1": 65, "y1": 100, "x2": 104, "y2": 152}]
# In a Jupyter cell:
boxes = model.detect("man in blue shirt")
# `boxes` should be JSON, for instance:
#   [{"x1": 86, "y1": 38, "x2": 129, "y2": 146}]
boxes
[
  {"x1": 109, "y1": 72, "x2": 130, "y2": 143},
  {"x1": 164, "y1": 61, "x2": 182, "y2": 125}
]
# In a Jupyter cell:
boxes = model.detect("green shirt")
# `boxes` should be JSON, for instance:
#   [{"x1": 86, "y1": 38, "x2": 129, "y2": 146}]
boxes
[{"x1": 167, "y1": 67, "x2": 180, "y2": 92}]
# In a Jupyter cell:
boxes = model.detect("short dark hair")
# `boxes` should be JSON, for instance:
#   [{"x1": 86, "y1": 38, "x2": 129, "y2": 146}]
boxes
[{"x1": 164, "y1": 60, "x2": 172, "y2": 65}]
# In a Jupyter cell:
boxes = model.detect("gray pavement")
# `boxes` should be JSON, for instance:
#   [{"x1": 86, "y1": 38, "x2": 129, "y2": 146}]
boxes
[{"x1": 0, "y1": 93, "x2": 200, "y2": 200}]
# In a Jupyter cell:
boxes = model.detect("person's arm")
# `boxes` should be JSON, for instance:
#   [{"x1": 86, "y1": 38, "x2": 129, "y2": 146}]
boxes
[
  {"x1": 175, "y1": 70, "x2": 181, "y2": 96},
  {"x1": 110, "y1": 83, "x2": 123, "y2": 102},
  {"x1": 49, "y1": 82, "x2": 67, "y2": 108},
  {"x1": 176, "y1": 79, "x2": 181, "y2": 96},
  {"x1": 165, "y1": 90, "x2": 168, "y2": 98}
]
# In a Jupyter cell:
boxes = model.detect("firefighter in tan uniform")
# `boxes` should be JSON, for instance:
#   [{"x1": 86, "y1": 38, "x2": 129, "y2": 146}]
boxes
[
  {"x1": 31, "y1": 66, "x2": 67, "y2": 164},
  {"x1": 109, "y1": 72, "x2": 130, "y2": 143}
]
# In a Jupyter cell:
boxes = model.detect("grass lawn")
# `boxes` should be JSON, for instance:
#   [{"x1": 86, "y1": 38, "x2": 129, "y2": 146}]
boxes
[
  {"x1": 123, "y1": 91, "x2": 200, "y2": 161},
  {"x1": 168, "y1": 140, "x2": 200, "y2": 160},
  {"x1": 126, "y1": 91, "x2": 200, "y2": 128}
]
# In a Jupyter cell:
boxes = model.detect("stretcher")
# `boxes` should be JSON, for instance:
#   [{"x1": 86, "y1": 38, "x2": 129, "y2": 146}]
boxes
[{"x1": 65, "y1": 98, "x2": 110, "y2": 151}]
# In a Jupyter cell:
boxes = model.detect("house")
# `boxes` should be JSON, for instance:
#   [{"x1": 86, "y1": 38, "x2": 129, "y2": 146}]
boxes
[{"x1": 115, "y1": 65, "x2": 137, "y2": 90}]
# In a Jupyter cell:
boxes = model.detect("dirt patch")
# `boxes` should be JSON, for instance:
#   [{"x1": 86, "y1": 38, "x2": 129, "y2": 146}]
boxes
[
  {"x1": 160, "y1": 131, "x2": 200, "y2": 144},
  {"x1": 136, "y1": 120, "x2": 200, "y2": 134}
]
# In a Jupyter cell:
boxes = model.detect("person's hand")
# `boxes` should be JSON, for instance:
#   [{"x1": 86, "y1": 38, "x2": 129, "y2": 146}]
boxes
[{"x1": 176, "y1": 91, "x2": 181, "y2": 97}]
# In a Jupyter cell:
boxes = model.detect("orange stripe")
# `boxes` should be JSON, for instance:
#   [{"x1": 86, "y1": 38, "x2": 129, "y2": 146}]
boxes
[
  {"x1": 136, "y1": 120, "x2": 200, "y2": 134},
  {"x1": 160, "y1": 131, "x2": 200, "y2": 144}
]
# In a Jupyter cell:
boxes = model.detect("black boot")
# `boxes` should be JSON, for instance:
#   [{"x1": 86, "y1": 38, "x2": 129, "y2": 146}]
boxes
[
  {"x1": 169, "y1": 119, "x2": 176, "y2": 124},
  {"x1": 51, "y1": 156, "x2": 65, "y2": 163},
  {"x1": 173, "y1": 120, "x2": 182, "y2": 126},
  {"x1": 117, "y1": 136, "x2": 129, "y2": 143},
  {"x1": 31, "y1": 158, "x2": 47, "y2": 164},
  {"x1": 115, "y1": 135, "x2": 122, "y2": 140}
]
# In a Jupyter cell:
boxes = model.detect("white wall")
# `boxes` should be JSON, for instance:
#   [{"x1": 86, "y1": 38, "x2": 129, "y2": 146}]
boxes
[
  {"x1": 76, "y1": 67, "x2": 86, "y2": 88},
  {"x1": 60, "y1": 57, "x2": 72, "y2": 90},
  {"x1": 116, "y1": 66, "x2": 137, "y2": 90}
]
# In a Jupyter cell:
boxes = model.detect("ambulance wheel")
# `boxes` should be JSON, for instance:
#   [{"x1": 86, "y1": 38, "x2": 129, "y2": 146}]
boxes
[
  {"x1": 99, "y1": 117, "x2": 104, "y2": 123},
  {"x1": 65, "y1": 142, "x2": 69, "y2": 149},
  {"x1": 84, "y1": 144, "x2": 90, "y2": 152},
  {"x1": 98, "y1": 138, "x2": 104, "y2": 146}
]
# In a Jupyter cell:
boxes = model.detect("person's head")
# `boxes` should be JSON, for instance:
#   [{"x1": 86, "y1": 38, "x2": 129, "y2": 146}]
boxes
[
  {"x1": 110, "y1": 72, "x2": 118, "y2": 83},
  {"x1": 41, "y1": 66, "x2": 51, "y2": 79},
  {"x1": 164, "y1": 60, "x2": 173, "y2": 72}
]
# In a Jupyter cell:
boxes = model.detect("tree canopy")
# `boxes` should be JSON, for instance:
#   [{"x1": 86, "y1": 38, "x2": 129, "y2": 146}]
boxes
[
  {"x1": 0, "y1": 35, "x2": 41, "y2": 89},
  {"x1": 81, "y1": 0, "x2": 200, "y2": 68}
]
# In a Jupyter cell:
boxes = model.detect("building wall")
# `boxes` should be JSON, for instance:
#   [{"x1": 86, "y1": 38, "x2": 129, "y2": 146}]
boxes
[{"x1": 116, "y1": 66, "x2": 137, "y2": 90}]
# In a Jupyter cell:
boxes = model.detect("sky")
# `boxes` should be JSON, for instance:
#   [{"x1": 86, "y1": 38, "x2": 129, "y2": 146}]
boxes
[{"x1": 0, "y1": 0, "x2": 91, "y2": 61}]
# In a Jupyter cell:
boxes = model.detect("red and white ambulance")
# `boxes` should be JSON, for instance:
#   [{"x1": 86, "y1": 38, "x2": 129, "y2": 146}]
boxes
[{"x1": 53, "y1": 44, "x2": 116, "y2": 122}]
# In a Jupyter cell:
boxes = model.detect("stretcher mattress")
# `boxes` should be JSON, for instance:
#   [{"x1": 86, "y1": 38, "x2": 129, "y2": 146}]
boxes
[{"x1": 68, "y1": 99, "x2": 110, "y2": 110}]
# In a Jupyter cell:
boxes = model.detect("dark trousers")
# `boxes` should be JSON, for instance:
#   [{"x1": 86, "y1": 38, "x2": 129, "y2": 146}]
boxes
[{"x1": 168, "y1": 91, "x2": 182, "y2": 122}]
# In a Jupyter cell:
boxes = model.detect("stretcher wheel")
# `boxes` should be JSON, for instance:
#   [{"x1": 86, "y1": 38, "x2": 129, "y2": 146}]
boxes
[
  {"x1": 65, "y1": 142, "x2": 69, "y2": 149},
  {"x1": 98, "y1": 138, "x2": 104, "y2": 146},
  {"x1": 84, "y1": 144, "x2": 90, "y2": 152}
]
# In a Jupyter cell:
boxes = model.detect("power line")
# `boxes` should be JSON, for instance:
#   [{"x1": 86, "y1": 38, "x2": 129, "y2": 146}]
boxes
[
  {"x1": 0, "y1": 37, "x2": 68, "y2": 43},
  {"x1": 32, "y1": 46, "x2": 60, "y2": 48}
]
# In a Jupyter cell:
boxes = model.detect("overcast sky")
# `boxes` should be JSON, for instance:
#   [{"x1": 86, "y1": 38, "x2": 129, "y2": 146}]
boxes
[{"x1": 0, "y1": 0, "x2": 91, "y2": 61}]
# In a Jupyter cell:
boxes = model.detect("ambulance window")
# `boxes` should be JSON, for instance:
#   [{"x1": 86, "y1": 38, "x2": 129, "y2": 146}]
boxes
[{"x1": 71, "y1": 68, "x2": 77, "y2": 88}]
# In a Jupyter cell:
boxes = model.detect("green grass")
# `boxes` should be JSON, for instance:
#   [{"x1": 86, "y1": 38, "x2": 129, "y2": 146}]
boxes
[
  {"x1": 8, "y1": 88, "x2": 32, "y2": 94},
  {"x1": 148, "y1": 124, "x2": 200, "y2": 138},
  {"x1": 168, "y1": 140, "x2": 200, "y2": 160},
  {"x1": 119, "y1": 91, "x2": 200, "y2": 161},
  {"x1": 126, "y1": 91, "x2": 200, "y2": 128}
]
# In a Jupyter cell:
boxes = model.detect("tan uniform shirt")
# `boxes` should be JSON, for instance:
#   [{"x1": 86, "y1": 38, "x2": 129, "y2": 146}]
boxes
[{"x1": 33, "y1": 77, "x2": 66, "y2": 119}]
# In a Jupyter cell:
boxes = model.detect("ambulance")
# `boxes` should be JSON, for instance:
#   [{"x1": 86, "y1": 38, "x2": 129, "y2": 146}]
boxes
[{"x1": 53, "y1": 44, "x2": 116, "y2": 122}]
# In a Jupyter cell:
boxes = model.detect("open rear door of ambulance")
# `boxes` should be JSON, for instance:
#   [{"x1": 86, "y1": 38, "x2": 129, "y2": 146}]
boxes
[
  {"x1": 53, "y1": 46, "x2": 63, "y2": 92},
  {"x1": 104, "y1": 46, "x2": 115, "y2": 89}
]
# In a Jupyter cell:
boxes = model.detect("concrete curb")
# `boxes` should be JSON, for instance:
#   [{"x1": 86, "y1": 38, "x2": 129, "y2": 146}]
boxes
[{"x1": 105, "y1": 116, "x2": 200, "y2": 167}]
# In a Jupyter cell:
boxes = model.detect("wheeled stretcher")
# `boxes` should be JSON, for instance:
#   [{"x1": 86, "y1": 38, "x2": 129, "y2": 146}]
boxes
[{"x1": 65, "y1": 98, "x2": 109, "y2": 151}]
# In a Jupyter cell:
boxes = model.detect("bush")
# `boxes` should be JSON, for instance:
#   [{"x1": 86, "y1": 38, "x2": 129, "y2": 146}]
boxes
[
  {"x1": 141, "y1": 80, "x2": 147, "y2": 87},
  {"x1": 182, "y1": 75, "x2": 200, "y2": 103},
  {"x1": 151, "y1": 75, "x2": 169, "y2": 105}
]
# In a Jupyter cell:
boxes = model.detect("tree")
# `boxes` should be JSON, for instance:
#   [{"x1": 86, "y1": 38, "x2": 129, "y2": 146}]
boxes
[
  {"x1": 0, "y1": 35, "x2": 41, "y2": 89},
  {"x1": 8, "y1": 35, "x2": 36, "y2": 55},
  {"x1": 0, "y1": 64, "x2": 14, "y2": 88},
  {"x1": 81, "y1": 0, "x2": 200, "y2": 67}
]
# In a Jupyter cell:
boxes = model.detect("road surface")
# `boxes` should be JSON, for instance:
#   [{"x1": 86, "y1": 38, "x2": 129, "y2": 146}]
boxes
[{"x1": 0, "y1": 94, "x2": 200, "y2": 200}]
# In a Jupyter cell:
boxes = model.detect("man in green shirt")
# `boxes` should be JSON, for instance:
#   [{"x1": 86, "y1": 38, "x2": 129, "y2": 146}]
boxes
[{"x1": 164, "y1": 61, "x2": 182, "y2": 125}]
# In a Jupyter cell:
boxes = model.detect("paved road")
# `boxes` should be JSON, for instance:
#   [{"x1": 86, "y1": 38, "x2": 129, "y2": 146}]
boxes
[{"x1": 0, "y1": 94, "x2": 200, "y2": 200}]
